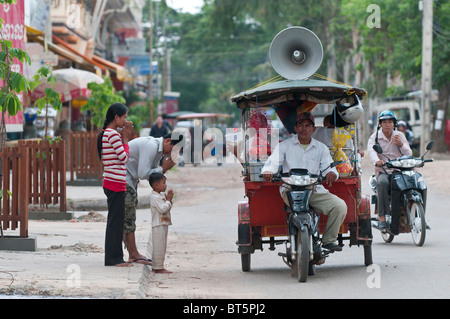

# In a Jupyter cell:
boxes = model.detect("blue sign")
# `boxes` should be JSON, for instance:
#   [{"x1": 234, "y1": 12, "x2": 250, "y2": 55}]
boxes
[{"x1": 126, "y1": 56, "x2": 157, "y2": 75}]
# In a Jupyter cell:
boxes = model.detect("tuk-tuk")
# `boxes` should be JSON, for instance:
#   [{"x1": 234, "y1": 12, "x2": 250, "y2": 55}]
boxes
[{"x1": 230, "y1": 78, "x2": 373, "y2": 281}]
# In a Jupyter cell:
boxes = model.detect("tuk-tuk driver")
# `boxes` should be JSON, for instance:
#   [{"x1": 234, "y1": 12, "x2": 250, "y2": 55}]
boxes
[{"x1": 261, "y1": 112, "x2": 347, "y2": 252}]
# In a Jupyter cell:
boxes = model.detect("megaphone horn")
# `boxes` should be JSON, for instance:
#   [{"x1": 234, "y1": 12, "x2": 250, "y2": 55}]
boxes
[
  {"x1": 292, "y1": 50, "x2": 306, "y2": 64},
  {"x1": 269, "y1": 26, "x2": 323, "y2": 80}
]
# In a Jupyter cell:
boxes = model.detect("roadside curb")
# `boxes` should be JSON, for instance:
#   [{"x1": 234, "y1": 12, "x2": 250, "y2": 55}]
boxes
[{"x1": 69, "y1": 195, "x2": 151, "y2": 212}]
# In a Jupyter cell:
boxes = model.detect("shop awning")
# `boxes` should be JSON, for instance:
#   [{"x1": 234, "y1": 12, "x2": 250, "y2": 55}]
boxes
[
  {"x1": 26, "y1": 26, "x2": 95, "y2": 68},
  {"x1": 92, "y1": 55, "x2": 130, "y2": 81},
  {"x1": 51, "y1": 34, "x2": 107, "y2": 71},
  {"x1": 26, "y1": 26, "x2": 130, "y2": 81}
]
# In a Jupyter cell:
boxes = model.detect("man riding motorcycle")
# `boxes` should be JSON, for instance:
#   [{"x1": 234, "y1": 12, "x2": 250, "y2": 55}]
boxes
[
  {"x1": 367, "y1": 110, "x2": 412, "y2": 234},
  {"x1": 262, "y1": 112, "x2": 347, "y2": 251}
]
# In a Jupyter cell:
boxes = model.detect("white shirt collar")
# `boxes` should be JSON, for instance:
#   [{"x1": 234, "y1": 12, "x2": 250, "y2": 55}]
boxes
[{"x1": 291, "y1": 135, "x2": 318, "y2": 150}]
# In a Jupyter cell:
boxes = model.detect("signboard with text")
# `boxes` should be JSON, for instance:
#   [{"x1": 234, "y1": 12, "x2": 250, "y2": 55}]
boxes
[{"x1": 0, "y1": 1, "x2": 25, "y2": 132}]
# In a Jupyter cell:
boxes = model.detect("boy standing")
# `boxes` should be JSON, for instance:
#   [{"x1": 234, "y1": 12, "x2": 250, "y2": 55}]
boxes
[{"x1": 149, "y1": 173, "x2": 174, "y2": 274}]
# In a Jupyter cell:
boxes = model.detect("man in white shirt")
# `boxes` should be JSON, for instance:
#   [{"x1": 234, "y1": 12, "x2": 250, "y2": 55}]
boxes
[
  {"x1": 262, "y1": 112, "x2": 347, "y2": 251},
  {"x1": 124, "y1": 134, "x2": 180, "y2": 264}
]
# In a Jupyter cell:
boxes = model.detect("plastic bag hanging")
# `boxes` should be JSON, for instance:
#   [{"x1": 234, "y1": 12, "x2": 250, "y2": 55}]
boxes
[
  {"x1": 247, "y1": 109, "x2": 272, "y2": 161},
  {"x1": 331, "y1": 128, "x2": 353, "y2": 177}
]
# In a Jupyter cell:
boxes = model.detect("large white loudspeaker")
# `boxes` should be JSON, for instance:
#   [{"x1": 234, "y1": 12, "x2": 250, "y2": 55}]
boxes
[{"x1": 269, "y1": 26, "x2": 323, "y2": 80}]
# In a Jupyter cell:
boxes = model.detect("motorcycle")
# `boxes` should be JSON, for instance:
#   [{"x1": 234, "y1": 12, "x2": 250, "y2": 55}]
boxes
[
  {"x1": 370, "y1": 141, "x2": 434, "y2": 246},
  {"x1": 269, "y1": 162, "x2": 341, "y2": 282}
]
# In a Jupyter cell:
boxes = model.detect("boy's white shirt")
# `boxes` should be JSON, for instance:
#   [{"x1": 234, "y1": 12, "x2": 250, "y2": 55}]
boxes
[{"x1": 150, "y1": 191, "x2": 172, "y2": 227}]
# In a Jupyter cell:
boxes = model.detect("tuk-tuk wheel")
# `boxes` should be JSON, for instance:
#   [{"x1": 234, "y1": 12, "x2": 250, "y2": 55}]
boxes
[
  {"x1": 241, "y1": 253, "x2": 251, "y2": 272},
  {"x1": 364, "y1": 244, "x2": 373, "y2": 266}
]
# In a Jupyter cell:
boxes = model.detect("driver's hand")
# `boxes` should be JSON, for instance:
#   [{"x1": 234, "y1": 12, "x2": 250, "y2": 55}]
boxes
[
  {"x1": 325, "y1": 172, "x2": 337, "y2": 185},
  {"x1": 375, "y1": 160, "x2": 384, "y2": 167},
  {"x1": 262, "y1": 171, "x2": 273, "y2": 182}
]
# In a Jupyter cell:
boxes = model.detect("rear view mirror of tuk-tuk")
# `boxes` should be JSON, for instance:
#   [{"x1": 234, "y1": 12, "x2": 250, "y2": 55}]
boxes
[
  {"x1": 330, "y1": 161, "x2": 342, "y2": 168},
  {"x1": 373, "y1": 145, "x2": 383, "y2": 154}
]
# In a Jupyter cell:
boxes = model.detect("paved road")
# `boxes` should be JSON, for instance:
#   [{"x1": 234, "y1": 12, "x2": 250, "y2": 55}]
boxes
[{"x1": 143, "y1": 163, "x2": 450, "y2": 299}]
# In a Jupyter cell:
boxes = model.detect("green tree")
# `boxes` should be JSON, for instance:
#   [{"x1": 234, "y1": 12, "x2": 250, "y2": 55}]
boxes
[
  {"x1": 141, "y1": 0, "x2": 449, "y2": 151},
  {"x1": 0, "y1": 37, "x2": 32, "y2": 148},
  {"x1": 33, "y1": 66, "x2": 63, "y2": 141},
  {"x1": 81, "y1": 76, "x2": 126, "y2": 130},
  {"x1": 0, "y1": 0, "x2": 61, "y2": 148},
  {"x1": 341, "y1": 0, "x2": 450, "y2": 150}
]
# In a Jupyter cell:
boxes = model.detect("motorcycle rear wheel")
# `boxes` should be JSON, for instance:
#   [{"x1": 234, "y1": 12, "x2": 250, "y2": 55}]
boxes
[{"x1": 408, "y1": 201, "x2": 426, "y2": 246}]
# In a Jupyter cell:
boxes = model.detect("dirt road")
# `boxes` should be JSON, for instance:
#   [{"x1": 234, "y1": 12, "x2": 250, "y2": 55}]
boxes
[
  {"x1": 1, "y1": 152, "x2": 449, "y2": 298},
  {"x1": 143, "y1": 153, "x2": 450, "y2": 298}
]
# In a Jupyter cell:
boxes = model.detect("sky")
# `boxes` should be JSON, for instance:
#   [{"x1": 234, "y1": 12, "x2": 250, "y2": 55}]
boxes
[{"x1": 166, "y1": 0, "x2": 203, "y2": 14}]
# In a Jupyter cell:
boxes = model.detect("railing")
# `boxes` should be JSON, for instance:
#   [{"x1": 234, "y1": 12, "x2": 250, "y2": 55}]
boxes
[
  {"x1": 0, "y1": 146, "x2": 30, "y2": 237},
  {"x1": 69, "y1": 131, "x2": 102, "y2": 182},
  {"x1": 18, "y1": 139, "x2": 66, "y2": 212}
]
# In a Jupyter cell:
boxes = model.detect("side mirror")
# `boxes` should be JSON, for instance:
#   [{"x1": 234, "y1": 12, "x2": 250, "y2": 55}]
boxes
[
  {"x1": 421, "y1": 140, "x2": 434, "y2": 160},
  {"x1": 373, "y1": 144, "x2": 383, "y2": 154},
  {"x1": 320, "y1": 161, "x2": 342, "y2": 178},
  {"x1": 330, "y1": 161, "x2": 342, "y2": 168}
]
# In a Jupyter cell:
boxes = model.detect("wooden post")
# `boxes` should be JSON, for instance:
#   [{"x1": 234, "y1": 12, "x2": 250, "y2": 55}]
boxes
[{"x1": 18, "y1": 146, "x2": 29, "y2": 237}]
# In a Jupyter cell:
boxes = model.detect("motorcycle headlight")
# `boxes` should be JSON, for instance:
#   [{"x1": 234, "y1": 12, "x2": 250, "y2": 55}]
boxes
[
  {"x1": 284, "y1": 175, "x2": 317, "y2": 186},
  {"x1": 391, "y1": 159, "x2": 422, "y2": 168}
]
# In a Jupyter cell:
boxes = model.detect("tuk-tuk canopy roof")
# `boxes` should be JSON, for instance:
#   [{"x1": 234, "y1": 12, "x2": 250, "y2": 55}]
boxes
[
  {"x1": 165, "y1": 111, "x2": 196, "y2": 118},
  {"x1": 230, "y1": 79, "x2": 366, "y2": 110},
  {"x1": 176, "y1": 112, "x2": 232, "y2": 120}
]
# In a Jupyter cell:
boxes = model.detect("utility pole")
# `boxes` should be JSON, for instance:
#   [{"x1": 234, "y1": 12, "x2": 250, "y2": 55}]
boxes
[
  {"x1": 148, "y1": 0, "x2": 154, "y2": 126},
  {"x1": 162, "y1": 10, "x2": 171, "y2": 94},
  {"x1": 420, "y1": 0, "x2": 433, "y2": 154}
]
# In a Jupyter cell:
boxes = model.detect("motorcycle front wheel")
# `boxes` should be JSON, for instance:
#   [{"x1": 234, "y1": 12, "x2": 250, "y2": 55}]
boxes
[
  {"x1": 381, "y1": 214, "x2": 394, "y2": 243},
  {"x1": 381, "y1": 231, "x2": 394, "y2": 243},
  {"x1": 408, "y1": 201, "x2": 426, "y2": 246},
  {"x1": 293, "y1": 228, "x2": 310, "y2": 282}
]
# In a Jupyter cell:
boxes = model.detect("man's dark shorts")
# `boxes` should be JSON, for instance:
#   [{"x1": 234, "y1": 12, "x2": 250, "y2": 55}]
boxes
[{"x1": 124, "y1": 184, "x2": 138, "y2": 234}]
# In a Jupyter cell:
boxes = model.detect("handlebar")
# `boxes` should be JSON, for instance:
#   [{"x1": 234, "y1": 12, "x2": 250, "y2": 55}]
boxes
[
  {"x1": 259, "y1": 172, "x2": 324, "y2": 187},
  {"x1": 258, "y1": 161, "x2": 341, "y2": 185},
  {"x1": 258, "y1": 173, "x2": 283, "y2": 182},
  {"x1": 376, "y1": 157, "x2": 434, "y2": 169},
  {"x1": 372, "y1": 141, "x2": 434, "y2": 169}
]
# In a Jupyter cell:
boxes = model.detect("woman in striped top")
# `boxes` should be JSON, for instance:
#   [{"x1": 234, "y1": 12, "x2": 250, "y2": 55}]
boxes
[{"x1": 97, "y1": 103, "x2": 133, "y2": 267}]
